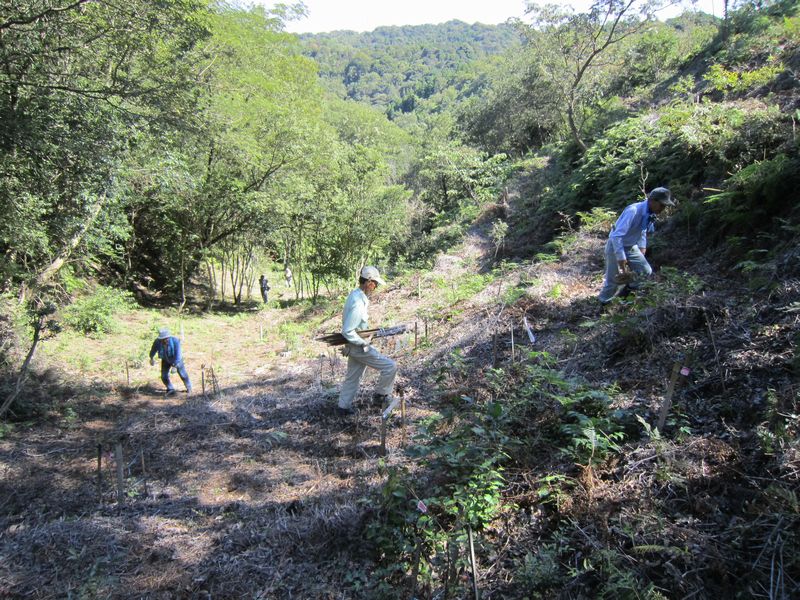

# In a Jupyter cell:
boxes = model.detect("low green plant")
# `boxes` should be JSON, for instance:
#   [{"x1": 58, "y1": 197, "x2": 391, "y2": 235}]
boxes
[
  {"x1": 490, "y1": 219, "x2": 509, "y2": 257},
  {"x1": 535, "y1": 473, "x2": 575, "y2": 510},
  {"x1": 277, "y1": 321, "x2": 309, "y2": 352},
  {"x1": 502, "y1": 284, "x2": 527, "y2": 305},
  {"x1": 576, "y1": 207, "x2": 617, "y2": 234},
  {"x1": 547, "y1": 282, "x2": 563, "y2": 299},
  {"x1": 434, "y1": 273, "x2": 493, "y2": 306},
  {"x1": 515, "y1": 544, "x2": 565, "y2": 595},
  {"x1": 366, "y1": 400, "x2": 509, "y2": 594},
  {"x1": 0, "y1": 422, "x2": 13, "y2": 439},
  {"x1": 62, "y1": 286, "x2": 134, "y2": 335},
  {"x1": 535, "y1": 252, "x2": 559, "y2": 264}
]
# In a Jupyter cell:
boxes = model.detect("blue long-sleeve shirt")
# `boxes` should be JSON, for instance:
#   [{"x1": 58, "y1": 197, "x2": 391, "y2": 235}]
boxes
[
  {"x1": 609, "y1": 199, "x2": 652, "y2": 261},
  {"x1": 341, "y1": 288, "x2": 370, "y2": 346},
  {"x1": 149, "y1": 336, "x2": 184, "y2": 366}
]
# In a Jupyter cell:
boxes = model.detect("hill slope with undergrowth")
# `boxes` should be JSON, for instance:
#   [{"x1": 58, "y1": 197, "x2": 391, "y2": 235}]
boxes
[
  {"x1": 1, "y1": 181, "x2": 798, "y2": 597},
  {"x1": 2, "y1": 2, "x2": 800, "y2": 598}
]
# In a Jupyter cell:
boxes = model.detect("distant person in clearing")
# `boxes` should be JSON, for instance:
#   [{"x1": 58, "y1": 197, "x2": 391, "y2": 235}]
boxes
[
  {"x1": 259, "y1": 274, "x2": 270, "y2": 303},
  {"x1": 336, "y1": 266, "x2": 397, "y2": 416},
  {"x1": 598, "y1": 187, "x2": 675, "y2": 304},
  {"x1": 149, "y1": 327, "x2": 192, "y2": 396},
  {"x1": 284, "y1": 266, "x2": 293, "y2": 288}
]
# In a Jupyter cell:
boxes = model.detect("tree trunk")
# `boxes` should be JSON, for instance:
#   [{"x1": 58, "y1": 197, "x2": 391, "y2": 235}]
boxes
[
  {"x1": 0, "y1": 312, "x2": 44, "y2": 418},
  {"x1": 30, "y1": 194, "x2": 105, "y2": 295}
]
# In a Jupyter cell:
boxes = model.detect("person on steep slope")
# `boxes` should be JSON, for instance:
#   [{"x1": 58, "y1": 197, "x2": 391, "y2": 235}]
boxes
[
  {"x1": 149, "y1": 327, "x2": 192, "y2": 396},
  {"x1": 336, "y1": 266, "x2": 397, "y2": 416},
  {"x1": 598, "y1": 187, "x2": 675, "y2": 304}
]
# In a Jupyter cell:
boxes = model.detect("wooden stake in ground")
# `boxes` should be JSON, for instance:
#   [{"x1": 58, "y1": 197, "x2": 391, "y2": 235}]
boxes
[
  {"x1": 201, "y1": 363, "x2": 206, "y2": 396},
  {"x1": 114, "y1": 442, "x2": 125, "y2": 505},
  {"x1": 657, "y1": 361, "x2": 682, "y2": 432},
  {"x1": 380, "y1": 418, "x2": 387, "y2": 456},
  {"x1": 125, "y1": 360, "x2": 130, "y2": 386},
  {"x1": 96, "y1": 443, "x2": 103, "y2": 504},
  {"x1": 140, "y1": 449, "x2": 148, "y2": 498},
  {"x1": 657, "y1": 351, "x2": 693, "y2": 431}
]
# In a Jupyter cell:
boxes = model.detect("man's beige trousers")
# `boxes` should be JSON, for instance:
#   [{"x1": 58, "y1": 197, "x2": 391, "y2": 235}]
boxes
[{"x1": 338, "y1": 344, "x2": 397, "y2": 409}]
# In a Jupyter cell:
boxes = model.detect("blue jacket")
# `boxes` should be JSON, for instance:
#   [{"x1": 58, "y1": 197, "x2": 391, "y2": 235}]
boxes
[
  {"x1": 150, "y1": 336, "x2": 184, "y2": 366},
  {"x1": 609, "y1": 199, "x2": 654, "y2": 261}
]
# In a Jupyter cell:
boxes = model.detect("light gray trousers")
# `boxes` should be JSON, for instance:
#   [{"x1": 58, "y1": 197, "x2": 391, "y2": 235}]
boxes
[
  {"x1": 598, "y1": 239, "x2": 652, "y2": 303},
  {"x1": 338, "y1": 343, "x2": 397, "y2": 409}
]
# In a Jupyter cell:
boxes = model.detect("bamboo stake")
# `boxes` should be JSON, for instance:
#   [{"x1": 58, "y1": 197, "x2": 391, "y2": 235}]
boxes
[
  {"x1": 115, "y1": 442, "x2": 125, "y2": 505},
  {"x1": 125, "y1": 360, "x2": 130, "y2": 386},
  {"x1": 408, "y1": 541, "x2": 421, "y2": 598},
  {"x1": 468, "y1": 525, "x2": 480, "y2": 600},
  {"x1": 140, "y1": 449, "x2": 148, "y2": 498},
  {"x1": 704, "y1": 309, "x2": 725, "y2": 392},
  {"x1": 510, "y1": 325, "x2": 515, "y2": 362},
  {"x1": 96, "y1": 443, "x2": 103, "y2": 504},
  {"x1": 201, "y1": 364, "x2": 206, "y2": 396},
  {"x1": 414, "y1": 321, "x2": 418, "y2": 349}
]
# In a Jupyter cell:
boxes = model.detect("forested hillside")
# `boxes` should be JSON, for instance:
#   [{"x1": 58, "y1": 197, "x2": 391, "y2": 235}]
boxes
[
  {"x1": 1, "y1": 0, "x2": 799, "y2": 598},
  {"x1": 299, "y1": 20, "x2": 520, "y2": 115}
]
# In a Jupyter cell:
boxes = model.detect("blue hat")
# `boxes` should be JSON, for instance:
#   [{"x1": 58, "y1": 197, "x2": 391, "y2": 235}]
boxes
[{"x1": 648, "y1": 187, "x2": 674, "y2": 206}]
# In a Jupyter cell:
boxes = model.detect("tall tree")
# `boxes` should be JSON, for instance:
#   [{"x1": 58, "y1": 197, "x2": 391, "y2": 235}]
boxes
[
  {"x1": 520, "y1": 0, "x2": 663, "y2": 151},
  {"x1": 121, "y1": 5, "x2": 324, "y2": 297},
  {"x1": 0, "y1": 0, "x2": 212, "y2": 296}
]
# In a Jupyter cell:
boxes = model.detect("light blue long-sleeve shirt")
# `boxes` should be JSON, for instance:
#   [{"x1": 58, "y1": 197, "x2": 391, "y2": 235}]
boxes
[
  {"x1": 342, "y1": 288, "x2": 370, "y2": 346},
  {"x1": 609, "y1": 199, "x2": 651, "y2": 261}
]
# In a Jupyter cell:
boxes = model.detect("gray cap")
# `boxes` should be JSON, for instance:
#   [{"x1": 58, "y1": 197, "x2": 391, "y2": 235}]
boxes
[
  {"x1": 648, "y1": 187, "x2": 674, "y2": 206},
  {"x1": 157, "y1": 327, "x2": 171, "y2": 339}
]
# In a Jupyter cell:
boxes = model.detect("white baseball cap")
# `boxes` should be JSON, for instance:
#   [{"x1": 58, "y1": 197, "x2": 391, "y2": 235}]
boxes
[{"x1": 360, "y1": 266, "x2": 385, "y2": 286}]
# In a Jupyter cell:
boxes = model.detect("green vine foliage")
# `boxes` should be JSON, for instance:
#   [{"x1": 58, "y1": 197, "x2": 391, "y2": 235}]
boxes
[
  {"x1": 365, "y1": 350, "x2": 635, "y2": 595},
  {"x1": 366, "y1": 400, "x2": 508, "y2": 596}
]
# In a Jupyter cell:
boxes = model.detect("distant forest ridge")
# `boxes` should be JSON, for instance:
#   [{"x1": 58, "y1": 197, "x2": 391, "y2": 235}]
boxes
[{"x1": 298, "y1": 20, "x2": 521, "y2": 112}]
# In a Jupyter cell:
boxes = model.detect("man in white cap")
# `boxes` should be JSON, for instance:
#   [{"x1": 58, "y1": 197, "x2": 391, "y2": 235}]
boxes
[
  {"x1": 337, "y1": 266, "x2": 397, "y2": 416},
  {"x1": 598, "y1": 187, "x2": 675, "y2": 303},
  {"x1": 149, "y1": 327, "x2": 192, "y2": 396}
]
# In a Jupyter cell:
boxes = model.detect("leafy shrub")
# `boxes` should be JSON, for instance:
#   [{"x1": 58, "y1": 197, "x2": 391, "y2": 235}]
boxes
[
  {"x1": 62, "y1": 286, "x2": 134, "y2": 335},
  {"x1": 703, "y1": 153, "x2": 800, "y2": 238},
  {"x1": 703, "y1": 62, "x2": 784, "y2": 96}
]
